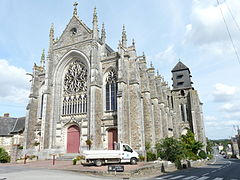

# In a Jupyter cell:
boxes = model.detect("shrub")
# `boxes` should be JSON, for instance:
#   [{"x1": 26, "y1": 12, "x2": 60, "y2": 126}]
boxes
[
  {"x1": 17, "y1": 145, "x2": 23, "y2": 150},
  {"x1": 73, "y1": 158, "x2": 77, "y2": 165},
  {"x1": 76, "y1": 155, "x2": 85, "y2": 160},
  {"x1": 0, "y1": 147, "x2": 10, "y2": 163},
  {"x1": 199, "y1": 150, "x2": 207, "y2": 159},
  {"x1": 139, "y1": 155, "x2": 145, "y2": 162},
  {"x1": 207, "y1": 154, "x2": 213, "y2": 159},
  {"x1": 146, "y1": 151, "x2": 156, "y2": 161},
  {"x1": 145, "y1": 141, "x2": 151, "y2": 152}
]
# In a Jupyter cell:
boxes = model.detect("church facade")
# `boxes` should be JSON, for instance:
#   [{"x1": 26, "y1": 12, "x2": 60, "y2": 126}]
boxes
[{"x1": 24, "y1": 4, "x2": 206, "y2": 157}]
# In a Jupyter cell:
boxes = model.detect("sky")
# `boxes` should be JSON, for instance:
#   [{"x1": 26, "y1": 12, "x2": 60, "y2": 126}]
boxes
[{"x1": 0, "y1": 0, "x2": 240, "y2": 140}]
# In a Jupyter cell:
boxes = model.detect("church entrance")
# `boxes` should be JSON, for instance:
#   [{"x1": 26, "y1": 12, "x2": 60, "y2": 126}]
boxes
[
  {"x1": 67, "y1": 125, "x2": 80, "y2": 153},
  {"x1": 108, "y1": 128, "x2": 118, "y2": 150}
]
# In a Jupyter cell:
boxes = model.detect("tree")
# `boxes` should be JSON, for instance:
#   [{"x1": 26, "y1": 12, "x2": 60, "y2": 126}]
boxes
[
  {"x1": 156, "y1": 137, "x2": 184, "y2": 168},
  {"x1": 0, "y1": 147, "x2": 10, "y2": 163},
  {"x1": 206, "y1": 138, "x2": 214, "y2": 155},
  {"x1": 180, "y1": 130, "x2": 203, "y2": 160},
  {"x1": 85, "y1": 139, "x2": 92, "y2": 150}
]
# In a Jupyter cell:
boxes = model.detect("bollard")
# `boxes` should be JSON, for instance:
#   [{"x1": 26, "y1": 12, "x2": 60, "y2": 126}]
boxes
[
  {"x1": 53, "y1": 154, "x2": 56, "y2": 165},
  {"x1": 23, "y1": 154, "x2": 27, "y2": 164},
  {"x1": 161, "y1": 163, "x2": 165, "y2": 173}
]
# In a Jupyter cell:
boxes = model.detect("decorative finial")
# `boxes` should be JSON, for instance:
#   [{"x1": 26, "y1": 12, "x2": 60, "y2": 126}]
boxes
[
  {"x1": 157, "y1": 69, "x2": 159, "y2": 76},
  {"x1": 93, "y1": 6, "x2": 98, "y2": 22},
  {"x1": 150, "y1": 61, "x2": 153, "y2": 68},
  {"x1": 132, "y1": 38, "x2": 135, "y2": 46},
  {"x1": 101, "y1": 23, "x2": 106, "y2": 43},
  {"x1": 40, "y1": 49, "x2": 45, "y2": 68},
  {"x1": 49, "y1": 23, "x2": 54, "y2": 47},
  {"x1": 122, "y1": 24, "x2": 127, "y2": 47},
  {"x1": 142, "y1": 52, "x2": 146, "y2": 60},
  {"x1": 92, "y1": 6, "x2": 99, "y2": 39},
  {"x1": 178, "y1": 58, "x2": 181, "y2": 62},
  {"x1": 73, "y1": 2, "x2": 78, "y2": 16}
]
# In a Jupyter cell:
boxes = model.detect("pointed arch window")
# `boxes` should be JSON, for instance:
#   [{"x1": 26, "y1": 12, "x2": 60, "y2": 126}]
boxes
[
  {"x1": 62, "y1": 60, "x2": 88, "y2": 116},
  {"x1": 105, "y1": 69, "x2": 117, "y2": 111}
]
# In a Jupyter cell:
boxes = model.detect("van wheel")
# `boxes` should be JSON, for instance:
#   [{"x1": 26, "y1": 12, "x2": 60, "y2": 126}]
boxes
[
  {"x1": 95, "y1": 159, "x2": 102, "y2": 167},
  {"x1": 130, "y1": 157, "x2": 137, "y2": 165}
]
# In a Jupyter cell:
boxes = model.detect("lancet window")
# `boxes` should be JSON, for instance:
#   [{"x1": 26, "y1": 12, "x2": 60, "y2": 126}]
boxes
[
  {"x1": 105, "y1": 69, "x2": 117, "y2": 111},
  {"x1": 62, "y1": 60, "x2": 88, "y2": 116}
]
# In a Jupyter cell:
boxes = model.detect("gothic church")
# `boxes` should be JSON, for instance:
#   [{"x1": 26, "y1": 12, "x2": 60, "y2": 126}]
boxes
[{"x1": 24, "y1": 3, "x2": 206, "y2": 157}]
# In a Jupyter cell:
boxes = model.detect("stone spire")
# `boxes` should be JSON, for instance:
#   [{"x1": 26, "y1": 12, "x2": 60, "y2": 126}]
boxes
[
  {"x1": 49, "y1": 23, "x2": 54, "y2": 48},
  {"x1": 142, "y1": 52, "x2": 146, "y2": 61},
  {"x1": 101, "y1": 23, "x2": 106, "y2": 43},
  {"x1": 73, "y1": 2, "x2": 78, "y2": 16},
  {"x1": 122, "y1": 24, "x2": 127, "y2": 47},
  {"x1": 132, "y1": 38, "x2": 135, "y2": 47},
  {"x1": 150, "y1": 61, "x2": 153, "y2": 68},
  {"x1": 92, "y1": 7, "x2": 99, "y2": 39},
  {"x1": 40, "y1": 49, "x2": 45, "y2": 68}
]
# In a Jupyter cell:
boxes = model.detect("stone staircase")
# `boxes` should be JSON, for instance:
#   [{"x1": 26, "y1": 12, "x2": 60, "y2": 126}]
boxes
[{"x1": 57, "y1": 153, "x2": 79, "y2": 160}]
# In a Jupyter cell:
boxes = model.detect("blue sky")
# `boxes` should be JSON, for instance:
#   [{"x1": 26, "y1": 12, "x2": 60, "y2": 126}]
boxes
[{"x1": 0, "y1": 0, "x2": 240, "y2": 140}]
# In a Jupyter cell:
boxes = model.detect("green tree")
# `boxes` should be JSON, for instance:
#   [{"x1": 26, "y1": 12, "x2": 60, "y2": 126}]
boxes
[
  {"x1": 206, "y1": 138, "x2": 214, "y2": 155},
  {"x1": 180, "y1": 130, "x2": 203, "y2": 160},
  {"x1": 156, "y1": 137, "x2": 184, "y2": 168},
  {"x1": 0, "y1": 147, "x2": 10, "y2": 163}
]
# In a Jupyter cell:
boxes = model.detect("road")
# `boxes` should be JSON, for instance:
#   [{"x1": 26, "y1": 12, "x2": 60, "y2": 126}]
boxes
[{"x1": 148, "y1": 155, "x2": 240, "y2": 180}]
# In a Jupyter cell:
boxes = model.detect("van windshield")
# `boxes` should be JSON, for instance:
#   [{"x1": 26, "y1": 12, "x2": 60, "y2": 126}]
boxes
[{"x1": 123, "y1": 145, "x2": 133, "y2": 152}]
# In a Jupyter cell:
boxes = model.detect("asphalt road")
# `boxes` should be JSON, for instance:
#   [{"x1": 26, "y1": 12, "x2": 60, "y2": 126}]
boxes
[{"x1": 148, "y1": 155, "x2": 240, "y2": 180}]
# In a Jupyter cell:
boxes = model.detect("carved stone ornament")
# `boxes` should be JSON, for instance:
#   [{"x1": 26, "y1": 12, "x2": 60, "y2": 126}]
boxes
[
  {"x1": 64, "y1": 61, "x2": 88, "y2": 94},
  {"x1": 106, "y1": 69, "x2": 117, "y2": 83}
]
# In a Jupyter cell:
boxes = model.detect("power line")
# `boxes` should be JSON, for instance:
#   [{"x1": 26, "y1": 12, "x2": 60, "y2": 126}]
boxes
[
  {"x1": 216, "y1": 0, "x2": 240, "y2": 65},
  {"x1": 224, "y1": 0, "x2": 240, "y2": 33}
]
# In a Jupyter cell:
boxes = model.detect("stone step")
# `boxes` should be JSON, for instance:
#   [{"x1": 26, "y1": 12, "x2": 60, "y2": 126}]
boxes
[{"x1": 57, "y1": 153, "x2": 79, "y2": 160}]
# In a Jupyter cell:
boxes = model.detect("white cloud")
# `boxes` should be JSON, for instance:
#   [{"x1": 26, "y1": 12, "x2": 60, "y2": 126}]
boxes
[
  {"x1": 206, "y1": 120, "x2": 240, "y2": 127},
  {"x1": 205, "y1": 116, "x2": 217, "y2": 121},
  {"x1": 185, "y1": 0, "x2": 240, "y2": 57},
  {"x1": 0, "y1": 59, "x2": 30, "y2": 103},
  {"x1": 213, "y1": 83, "x2": 239, "y2": 102},
  {"x1": 154, "y1": 45, "x2": 177, "y2": 64}
]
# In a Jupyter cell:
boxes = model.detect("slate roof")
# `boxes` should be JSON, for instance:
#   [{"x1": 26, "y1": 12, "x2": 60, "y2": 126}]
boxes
[
  {"x1": 171, "y1": 61, "x2": 190, "y2": 72},
  {"x1": 0, "y1": 116, "x2": 25, "y2": 136},
  {"x1": 11, "y1": 117, "x2": 25, "y2": 134}
]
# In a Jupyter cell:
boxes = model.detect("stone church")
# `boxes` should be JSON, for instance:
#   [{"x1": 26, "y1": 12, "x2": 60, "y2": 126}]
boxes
[{"x1": 24, "y1": 3, "x2": 206, "y2": 157}]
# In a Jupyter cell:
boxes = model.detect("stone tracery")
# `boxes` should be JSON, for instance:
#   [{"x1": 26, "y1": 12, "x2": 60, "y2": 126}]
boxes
[{"x1": 62, "y1": 60, "x2": 88, "y2": 116}]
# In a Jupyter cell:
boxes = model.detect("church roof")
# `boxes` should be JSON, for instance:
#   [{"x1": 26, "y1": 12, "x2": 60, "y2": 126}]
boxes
[{"x1": 171, "y1": 61, "x2": 190, "y2": 72}]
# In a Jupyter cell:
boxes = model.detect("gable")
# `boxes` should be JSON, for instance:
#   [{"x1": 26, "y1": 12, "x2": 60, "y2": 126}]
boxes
[{"x1": 54, "y1": 16, "x2": 92, "y2": 48}]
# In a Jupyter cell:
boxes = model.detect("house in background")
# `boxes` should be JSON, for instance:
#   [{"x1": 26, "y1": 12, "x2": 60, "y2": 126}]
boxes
[{"x1": 0, "y1": 113, "x2": 25, "y2": 159}]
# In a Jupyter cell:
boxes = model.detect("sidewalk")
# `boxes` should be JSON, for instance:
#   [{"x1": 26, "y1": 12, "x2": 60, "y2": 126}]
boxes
[
  {"x1": 0, "y1": 160, "x2": 164, "y2": 178},
  {"x1": 0, "y1": 159, "x2": 209, "y2": 178}
]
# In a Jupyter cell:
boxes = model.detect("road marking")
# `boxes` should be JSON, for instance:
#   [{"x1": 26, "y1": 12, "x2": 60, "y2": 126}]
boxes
[
  {"x1": 169, "y1": 175, "x2": 185, "y2": 179},
  {"x1": 156, "y1": 175, "x2": 174, "y2": 179},
  {"x1": 213, "y1": 178, "x2": 223, "y2": 180},
  {"x1": 182, "y1": 176, "x2": 198, "y2": 180},
  {"x1": 202, "y1": 173, "x2": 209, "y2": 176},
  {"x1": 196, "y1": 177, "x2": 209, "y2": 180}
]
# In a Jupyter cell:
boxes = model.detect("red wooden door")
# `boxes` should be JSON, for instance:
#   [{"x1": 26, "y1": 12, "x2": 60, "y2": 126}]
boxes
[
  {"x1": 67, "y1": 125, "x2": 80, "y2": 153},
  {"x1": 108, "y1": 129, "x2": 118, "y2": 150}
]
